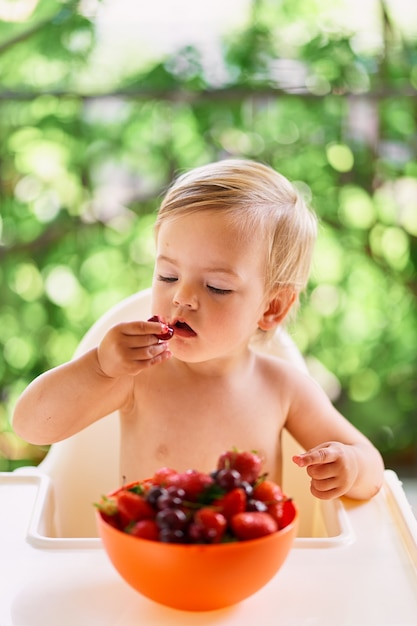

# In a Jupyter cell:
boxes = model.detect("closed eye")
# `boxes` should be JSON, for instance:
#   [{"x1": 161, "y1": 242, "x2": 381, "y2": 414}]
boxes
[
  {"x1": 207, "y1": 285, "x2": 233, "y2": 295},
  {"x1": 157, "y1": 275, "x2": 177, "y2": 283}
]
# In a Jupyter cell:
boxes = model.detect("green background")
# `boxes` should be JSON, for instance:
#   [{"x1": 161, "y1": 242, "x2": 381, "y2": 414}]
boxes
[{"x1": 1, "y1": 0, "x2": 416, "y2": 473}]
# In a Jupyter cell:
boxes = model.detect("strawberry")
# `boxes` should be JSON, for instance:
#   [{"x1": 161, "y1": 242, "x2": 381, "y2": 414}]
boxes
[
  {"x1": 230, "y1": 511, "x2": 278, "y2": 540},
  {"x1": 95, "y1": 495, "x2": 121, "y2": 529},
  {"x1": 252, "y1": 479, "x2": 283, "y2": 503},
  {"x1": 280, "y1": 499, "x2": 296, "y2": 529},
  {"x1": 166, "y1": 469, "x2": 214, "y2": 501},
  {"x1": 213, "y1": 487, "x2": 246, "y2": 521},
  {"x1": 96, "y1": 448, "x2": 294, "y2": 544},
  {"x1": 267, "y1": 498, "x2": 296, "y2": 530},
  {"x1": 190, "y1": 508, "x2": 227, "y2": 543},
  {"x1": 151, "y1": 467, "x2": 178, "y2": 486},
  {"x1": 129, "y1": 519, "x2": 159, "y2": 541},
  {"x1": 217, "y1": 449, "x2": 263, "y2": 484},
  {"x1": 95, "y1": 495, "x2": 118, "y2": 516},
  {"x1": 116, "y1": 490, "x2": 156, "y2": 528},
  {"x1": 99, "y1": 512, "x2": 121, "y2": 530}
]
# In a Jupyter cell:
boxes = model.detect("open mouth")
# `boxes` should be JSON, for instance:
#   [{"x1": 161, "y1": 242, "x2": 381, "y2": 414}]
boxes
[{"x1": 173, "y1": 320, "x2": 197, "y2": 337}]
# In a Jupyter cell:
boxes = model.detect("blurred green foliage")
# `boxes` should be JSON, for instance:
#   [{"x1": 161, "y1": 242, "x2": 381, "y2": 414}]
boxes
[{"x1": 1, "y1": 0, "x2": 416, "y2": 470}]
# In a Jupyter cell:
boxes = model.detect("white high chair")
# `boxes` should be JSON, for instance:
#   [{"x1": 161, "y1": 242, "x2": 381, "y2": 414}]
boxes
[{"x1": 29, "y1": 288, "x2": 312, "y2": 538}]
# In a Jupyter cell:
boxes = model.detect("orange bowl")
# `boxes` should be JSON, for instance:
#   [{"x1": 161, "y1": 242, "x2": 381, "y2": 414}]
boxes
[{"x1": 96, "y1": 501, "x2": 298, "y2": 611}]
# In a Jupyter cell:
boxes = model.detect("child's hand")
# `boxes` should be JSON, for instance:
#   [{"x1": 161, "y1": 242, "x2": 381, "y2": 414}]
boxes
[
  {"x1": 292, "y1": 442, "x2": 358, "y2": 500},
  {"x1": 97, "y1": 320, "x2": 172, "y2": 378}
]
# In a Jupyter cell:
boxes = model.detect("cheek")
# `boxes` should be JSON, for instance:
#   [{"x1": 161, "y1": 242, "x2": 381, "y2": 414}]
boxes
[
  {"x1": 208, "y1": 302, "x2": 255, "y2": 337},
  {"x1": 151, "y1": 283, "x2": 167, "y2": 313}
]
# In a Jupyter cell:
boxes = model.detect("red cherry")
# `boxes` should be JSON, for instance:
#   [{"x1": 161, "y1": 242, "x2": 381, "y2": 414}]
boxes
[{"x1": 148, "y1": 315, "x2": 174, "y2": 340}]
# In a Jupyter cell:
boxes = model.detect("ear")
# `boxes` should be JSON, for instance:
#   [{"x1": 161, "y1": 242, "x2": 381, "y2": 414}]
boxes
[{"x1": 258, "y1": 288, "x2": 297, "y2": 331}]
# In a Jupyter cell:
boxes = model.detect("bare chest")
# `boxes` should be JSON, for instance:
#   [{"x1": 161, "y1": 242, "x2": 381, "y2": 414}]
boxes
[{"x1": 119, "y1": 371, "x2": 286, "y2": 483}]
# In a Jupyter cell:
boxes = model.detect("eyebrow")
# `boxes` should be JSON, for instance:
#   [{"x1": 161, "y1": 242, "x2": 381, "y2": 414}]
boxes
[{"x1": 156, "y1": 254, "x2": 242, "y2": 279}]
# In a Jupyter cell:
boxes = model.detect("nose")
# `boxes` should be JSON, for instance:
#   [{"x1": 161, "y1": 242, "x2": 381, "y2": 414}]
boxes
[{"x1": 173, "y1": 284, "x2": 198, "y2": 310}]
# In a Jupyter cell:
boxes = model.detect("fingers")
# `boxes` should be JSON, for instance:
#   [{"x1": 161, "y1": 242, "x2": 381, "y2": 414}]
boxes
[
  {"x1": 292, "y1": 444, "x2": 336, "y2": 468},
  {"x1": 292, "y1": 443, "x2": 354, "y2": 500},
  {"x1": 310, "y1": 482, "x2": 344, "y2": 500},
  {"x1": 132, "y1": 344, "x2": 172, "y2": 370},
  {"x1": 108, "y1": 325, "x2": 167, "y2": 359},
  {"x1": 110, "y1": 321, "x2": 172, "y2": 353},
  {"x1": 97, "y1": 321, "x2": 173, "y2": 378},
  {"x1": 128, "y1": 340, "x2": 169, "y2": 360},
  {"x1": 118, "y1": 320, "x2": 170, "y2": 339}
]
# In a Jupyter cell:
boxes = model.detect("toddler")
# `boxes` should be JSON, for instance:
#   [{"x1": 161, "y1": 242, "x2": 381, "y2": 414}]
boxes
[{"x1": 13, "y1": 159, "x2": 384, "y2": 500}]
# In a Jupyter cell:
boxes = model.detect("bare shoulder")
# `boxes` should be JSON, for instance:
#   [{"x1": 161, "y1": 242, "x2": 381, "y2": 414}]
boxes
[
  {"x1": 252, "y1": 350, "x2": 333, "y2": 413},
  {"x1": 252, "y1": 350, "x2": 311, "y2": 386}
]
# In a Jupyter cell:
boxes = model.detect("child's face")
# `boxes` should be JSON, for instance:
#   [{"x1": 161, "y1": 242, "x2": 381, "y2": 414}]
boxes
[{"x1": 152, "y1": 210, "x2": 270, "y2": 364}]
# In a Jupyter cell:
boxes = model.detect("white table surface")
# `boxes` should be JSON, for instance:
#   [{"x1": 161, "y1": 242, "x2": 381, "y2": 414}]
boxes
[{"x1": 1, "y1": 470, "x2": 417, "y2": 626}]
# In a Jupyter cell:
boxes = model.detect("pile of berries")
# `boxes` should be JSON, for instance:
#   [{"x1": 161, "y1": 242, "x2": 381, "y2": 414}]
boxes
[{"x1": 96, "y1": 449, "x2": 295, "y2": 544}]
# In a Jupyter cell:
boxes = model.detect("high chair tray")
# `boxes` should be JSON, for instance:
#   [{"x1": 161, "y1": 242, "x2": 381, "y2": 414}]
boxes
[{"x1": 1, "y1": 469, "x2": 416, "y2": 625}]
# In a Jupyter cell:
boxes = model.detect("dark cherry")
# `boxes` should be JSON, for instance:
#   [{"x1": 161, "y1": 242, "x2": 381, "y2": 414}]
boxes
[
  {"x1": 148, "y1": 315, "x2": 174, "y2": 340},
  {"x1": 156, "y1": 487, "x2": 186, "y2": 510},
  {"x1": 155, "y1": 508, "x2": 188, "y2": 530},
  {"x1": 159, "y1": 528, "x2": 186, "y2": 543},
  {"x1": 240, "y1": 481, "x2": 254, "y2": 497},
  {"x1": 215, "y1": 468, "x2": 242, "y2": 490},
  {"x1": 246, "y1": 499, "x2": 268, "y2": 512},
  {"x1": 146, "y1": 486, "x2": 167, "y2": 507}
]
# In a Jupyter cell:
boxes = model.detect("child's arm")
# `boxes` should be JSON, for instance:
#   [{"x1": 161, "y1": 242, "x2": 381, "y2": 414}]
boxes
[
  {"x1": 286, "y1": 369, "x2": 384, "y2": 500},
  {"x1": 12, "y1": 319, "x2": 171, "y2": 445}
]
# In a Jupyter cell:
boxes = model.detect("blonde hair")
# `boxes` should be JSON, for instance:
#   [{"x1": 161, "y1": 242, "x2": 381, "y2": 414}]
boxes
[{"x1": 155, "y1": 159, "x2": 317, "y2": 299}]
